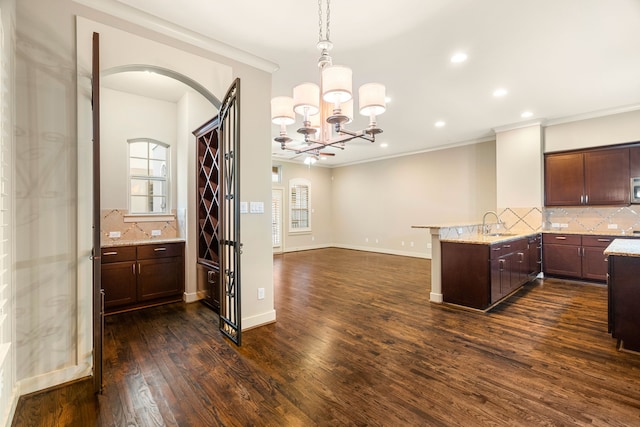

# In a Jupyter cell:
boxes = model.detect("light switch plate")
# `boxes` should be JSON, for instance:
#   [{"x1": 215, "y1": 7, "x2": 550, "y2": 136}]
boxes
[
  {"x1": 607, "y1": 224, "x2": 618, "y2": 229},
  {"x1": 250, "y1": 201, "x2": 264, "y2": 214},
  {"x1": 151, "y1": 229, "x2": 161, "y2": 236},
  {"x1": 240, "y1": 201, "x2": 248, "y2": 214},
  {"x1": 108, "y1": 231, "x2": 121, "y2": 238}
]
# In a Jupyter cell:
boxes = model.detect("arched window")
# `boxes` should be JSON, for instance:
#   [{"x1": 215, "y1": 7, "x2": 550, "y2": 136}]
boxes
[{"x1": 128, "y1": 138, "x2": 169, "y2": 214}]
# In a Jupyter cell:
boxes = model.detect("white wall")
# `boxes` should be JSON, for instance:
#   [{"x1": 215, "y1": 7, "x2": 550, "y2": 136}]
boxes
[
  {"x1": 14, "y1": 0, "x2": 274, "y2": 398},
  {"x1": 100, "y1": 87, "x2": 178, "y2": 210},
  {"x1": 496, "y1": 124, "x2": 543, "y2": 208},
  {"x1": 545, "y1": 109, "x2": 640, "y2": 153},
  {"x1": 274, "y1": 162, "x2": 333, "y2": 252},
  {"x1": 177, "y1": 92, "x2": 217, "y2": 300},
  {"x1": 331, "y1": 141, "x2": 497, "y2": 258}
]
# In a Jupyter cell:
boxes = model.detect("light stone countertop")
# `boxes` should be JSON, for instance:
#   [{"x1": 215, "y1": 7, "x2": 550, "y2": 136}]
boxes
[
  {"x1": 440, "y1": 232, "x2": 538, "y2": 245},
  {"x1": 101, "y1": 237, "x2": 185, "y2": 248},
  {"x1": 604, "y1": 239, "x2": 640, "y2": 257}
]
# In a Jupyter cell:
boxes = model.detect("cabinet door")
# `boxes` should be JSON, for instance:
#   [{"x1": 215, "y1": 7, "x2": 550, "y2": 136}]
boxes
[
  {"x1": 102, "y1": 261, "x2": 137, "y2": 309},
  {"x1": 499, "y1": 254, "x2": 513, "y2": 297},
  {"x1": 630, "y1": 146, "x2": 640, "y2": 177},
  {"x1": 584, "y1": 148, "x2": 630, "y2": 205},
  {"x1": 543, "y1": 243, "x2": 582, "y2": 278},
  {"x1": 528, "y1": 236, "x2": 541, "y2": 277},
  {"x1": 582, "y1": 246, "x2": 608, "y2": 281},
  {"x1": 490, "y1": 258, "x2": 503, "y2": 304},
  {"x1": 544, "y1": 152, "x2": 584, "y2": 206},
  {"x1": 137, "y1": 257, "x2": 182, "y2": 301}
]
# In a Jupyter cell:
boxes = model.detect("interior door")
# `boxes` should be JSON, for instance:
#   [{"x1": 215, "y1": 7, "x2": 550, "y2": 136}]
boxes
[
  {"x1": 218, "y1": 79, "x2": 241, "y2": 345},
  {"x1": 91, "y1": 32, "x2": 104, "y2": 393}
]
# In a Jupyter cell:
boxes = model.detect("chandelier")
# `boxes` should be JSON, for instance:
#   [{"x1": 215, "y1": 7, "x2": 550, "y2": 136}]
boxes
[{"x1": 270, "y1": 0, "x2": 386, "y2": 159}]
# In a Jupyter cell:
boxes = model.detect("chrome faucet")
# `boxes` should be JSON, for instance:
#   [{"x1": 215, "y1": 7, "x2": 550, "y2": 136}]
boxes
[{"x1": 482, "y1": 210, "x2": 500, "y2": 235}]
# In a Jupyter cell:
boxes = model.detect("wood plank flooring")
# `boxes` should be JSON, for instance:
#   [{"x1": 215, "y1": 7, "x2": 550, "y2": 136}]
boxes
[{"x1": 11, "y1": 248, "x2": 640, "y2": 426}]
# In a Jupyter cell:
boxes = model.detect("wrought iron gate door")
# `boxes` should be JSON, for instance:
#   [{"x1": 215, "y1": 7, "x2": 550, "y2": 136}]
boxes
[{"x1": 218, "y1": 79, "x2": 241, "y2": 345}]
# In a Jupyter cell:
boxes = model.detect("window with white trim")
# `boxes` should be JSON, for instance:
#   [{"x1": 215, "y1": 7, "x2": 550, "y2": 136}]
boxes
[
  {"x1": 289, "y1": 178, "x2": 311, "y2": 232},
  {"x1": 128, "y1": 138, "x2": 169, "y2": 214}
]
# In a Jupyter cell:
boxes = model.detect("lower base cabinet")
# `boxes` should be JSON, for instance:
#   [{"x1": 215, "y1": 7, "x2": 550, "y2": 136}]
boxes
[
  {"x1": 608, "y1": 254, "x2": 640, "y2": 352},
  {"x1": 101, "y1": 242, "x2": 185, "y2": 314},
  {"x1": 442, "y1": 235, "x2": 537, "y2": 310},
  {"x1": 543, "y1": 234, "x2": 624, "y2": 282},
  {"x1": 197, "y1": 262, "x2": 220, "y2": 312}
]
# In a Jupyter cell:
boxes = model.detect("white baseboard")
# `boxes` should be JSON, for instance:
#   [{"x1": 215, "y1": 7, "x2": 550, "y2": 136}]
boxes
[
  {"x1": 331, "y1": 244, "x2": 431, "y2": 259},
  {"x1": 242, "y1": 309, "x2": 276, "y2": 331},
  {"x1": 184, "y1": 290, "x2": 206, "y2": 303},
  {"x1": 17, "y1": 362, "x2": 92, "y2": 396},
  {"x1": 1, "y1": 386, "x2": 19, "y2": 427},
  {"x1": 430, "y1": 292, "x2": 444, "y2": 303},
  {"x1": 282, "y1": 243, "x2": 332, "y2": 253}
]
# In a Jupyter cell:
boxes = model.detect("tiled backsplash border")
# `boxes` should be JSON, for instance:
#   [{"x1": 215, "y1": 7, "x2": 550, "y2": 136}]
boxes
[
  {"x1": 439, "y1": 206, "x2": 640, "y2": 239},
  {"x1": 101, "y1": 209, "x2": 179, "y2": 245}
]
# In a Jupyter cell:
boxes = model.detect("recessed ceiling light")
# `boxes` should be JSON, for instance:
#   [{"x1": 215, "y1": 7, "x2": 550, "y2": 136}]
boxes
[
  {"x1": 451, "y1": 52, "x2": 468, "y2": 63},
  {"x1": 380, "y1": 143, "x2": 388, "y2": 148},
  {"x1": 521, "y1": 111, "x2": 533, "y2": 118},
  {"x1": 493, "y1": 88, "x2": 508, "y2": 97},
  {"x1": 435, "y1": 120, "x2": 446, "y2": 128}
]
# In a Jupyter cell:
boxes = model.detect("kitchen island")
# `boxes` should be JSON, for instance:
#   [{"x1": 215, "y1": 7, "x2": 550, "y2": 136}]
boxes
[{"x1": 604, "y1": 238, "x2": 640, "y2": 352}]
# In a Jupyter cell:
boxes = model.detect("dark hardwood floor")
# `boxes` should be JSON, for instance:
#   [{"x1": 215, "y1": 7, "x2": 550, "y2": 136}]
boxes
[{"x1": 12, "y1": 248, "x2": 640, "y2": 426}]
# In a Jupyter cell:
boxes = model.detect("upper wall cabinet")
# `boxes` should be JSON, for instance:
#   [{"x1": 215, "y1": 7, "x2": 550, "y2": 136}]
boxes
[
  {"x1": 544, "y1": 147, "x2": 630, "y2": 207},
  {"x1": 630, "y1": 146, "x2": 640, "y2": 177}
]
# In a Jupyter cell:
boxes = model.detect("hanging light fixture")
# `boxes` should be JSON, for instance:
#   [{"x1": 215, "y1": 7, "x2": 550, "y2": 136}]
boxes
[{"x1": 271, "y1": 0, "x2": 386, "y2": 157}]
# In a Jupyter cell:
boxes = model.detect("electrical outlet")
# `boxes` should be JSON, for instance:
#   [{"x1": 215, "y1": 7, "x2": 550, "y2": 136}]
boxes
[
  {"x1": 608, "y1": 224, "x2": 618, "y2": 229},
  {"x1": 551, "y1": 223, "x2": 560, "y2": 228},
  {"x1": 257, "y1": 288, "x2": 265, "y2": 300},
  {"x1": 108, "y1": 231, "x2": 121, "y2": 238},
  {"x1": 560, "y1": 223, "x2": 569, "y2": 228},
  {"x1": 365, "y1": 238, "x2": 369, "y2": 243},
  {"x1": 401, "y1": 241, "x2": 405, "y2": 246},
  {"x1": 151, "y1": 229, "x2": 161, "y2": 236},
  {"x1": 427, "y1": 243, "x2": 432, "y2": 249},
  {"x1": 410, "y1": 241, "x2": 414, "y2": 247},
  {"x1": 375, "y1": 238, "x2": 379, "y2": 244}
]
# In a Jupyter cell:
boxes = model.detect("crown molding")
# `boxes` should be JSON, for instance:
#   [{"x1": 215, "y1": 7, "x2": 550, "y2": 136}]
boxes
[
  {"x1": 72, "y1": 0, "x2": 279, "y2": 73},
  {"x1": 545, "y1": 103, "x2": 640, "y2": 127}
]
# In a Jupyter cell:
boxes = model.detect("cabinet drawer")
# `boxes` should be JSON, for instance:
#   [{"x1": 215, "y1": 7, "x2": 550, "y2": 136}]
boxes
[
  {"x1": 137, "y1": 242, "x2": 183, "y2": 259},
  {"x1": 582, "y1": 235, "x2": 616, "y2": 248},
  {"x1": 542, "y1": 234, "x2": 581, "y2": 246},
  {"x1": 489, "y1": 243, "x2": 503, "y2": 259},
  {"x1": 502, "y1": 238, "x2": 527, "y2": 252},
  {"x1": 101, "y1": 246, "x2": 136, "y2": 263}
]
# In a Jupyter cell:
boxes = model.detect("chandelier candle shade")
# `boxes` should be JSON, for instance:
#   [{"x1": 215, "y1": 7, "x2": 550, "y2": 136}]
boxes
[{"x1": 271, "y1": 0, "x2": 386, "y2": 159}]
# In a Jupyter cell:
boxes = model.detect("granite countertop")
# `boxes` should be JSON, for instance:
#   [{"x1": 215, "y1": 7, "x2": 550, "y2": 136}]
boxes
[
  {"x1": 102, "y1": 237, "x2": 185, "y2": 248},
  {"x1": 604, "y1": 239, "x2": 640, "y2": 257},
  {"x1": 543, "y1": 229, "x2": 640, "y2": 237},
  {"x1": 440, "y1": 232, "x2": 538, "y2": 245}
]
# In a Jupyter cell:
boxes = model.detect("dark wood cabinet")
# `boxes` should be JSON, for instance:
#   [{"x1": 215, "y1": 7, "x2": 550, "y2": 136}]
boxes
[
  {"x1": 581, "y1": 235, "x2": 616, "y2": 281},
  {"x1": 527, "y1": 234, "x2": 542, "y2": 278},
  {"x1": 544, "y1": 152, "x2": 584, "y2": 206},
  {"x1": 542, "y1": 234, "x2": 582, "y2": 279},
  {"x1": 102, "y1": 246, "x2": 137, "y2": 309},
  {"x1": 442, "y1": 235, "x2": 535, "y2": 310},
  {"x1": 608, "y1": 254, "x2": 640, "y2": 352},
  {"x1": 584, "y1": 149, "x2": 630, "y2": 205},
  {"x1": 542, "y1": 234, "x2": 625, "y2": 282},
  {"x1": 194, "y1": 117, "x2": 222, "y2": 312},
  {"x1": 101, "y1": 242, "x2": 184, "y2": 314},
  {"x1": 544, "y1": 147, "x2": 630, "y2": 206},
  {"x1": 630, "y1": 145, "x2": 640, "y2": 177}
]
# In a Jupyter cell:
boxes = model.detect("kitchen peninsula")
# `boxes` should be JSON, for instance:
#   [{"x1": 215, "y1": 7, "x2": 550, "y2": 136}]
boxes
[{"x1": 412, "y1": 222, "x2": 540, "y2": 310}]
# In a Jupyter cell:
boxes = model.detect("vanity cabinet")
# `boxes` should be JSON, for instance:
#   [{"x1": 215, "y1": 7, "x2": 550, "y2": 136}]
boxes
[
  {"x1": 101, "y1": 241, "x2": 184, "y2": 314},
  {"x1": 544, "y1": 147, "x2": 630, "y2": 207},
  {"x1": 442, "y1": 235, "x2": 535, "y2": 310}
]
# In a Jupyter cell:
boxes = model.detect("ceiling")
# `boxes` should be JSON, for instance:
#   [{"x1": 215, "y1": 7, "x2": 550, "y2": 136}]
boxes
[{"x1": 100, "y1": 0, "x2": 640, "y2": 166}]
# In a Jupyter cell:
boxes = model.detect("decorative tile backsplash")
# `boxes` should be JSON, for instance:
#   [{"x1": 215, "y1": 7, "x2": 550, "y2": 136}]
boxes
[
  {"x1": 101, "y1": 209, "x2": 179, "y2": 245},
  {"x1": 544, "y1": 206, "x2": 640, "y2": 235},
  {"x1": 438, "y1": 207, "x2": 542, "y2": 240}
]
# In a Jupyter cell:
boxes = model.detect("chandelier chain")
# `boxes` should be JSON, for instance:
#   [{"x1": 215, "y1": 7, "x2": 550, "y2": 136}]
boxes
[{"x1": 317, "y1": 0, "x2": 331, "y2": 42}]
